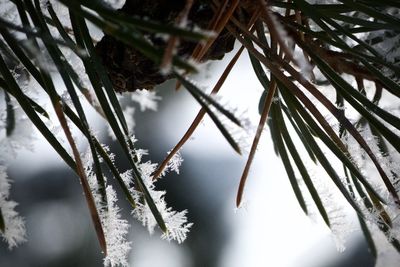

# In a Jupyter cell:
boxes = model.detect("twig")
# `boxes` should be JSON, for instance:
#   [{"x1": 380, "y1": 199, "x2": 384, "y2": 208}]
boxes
[
  {"x1": 160, "y1": 0, "x2": 194, "y2": 73},
  {"x1": 236, "y1": 79, "x2": 277, "y2": 207},
  {"x1": 153, "y1": 45, "x2": 245, "y2": 180}
]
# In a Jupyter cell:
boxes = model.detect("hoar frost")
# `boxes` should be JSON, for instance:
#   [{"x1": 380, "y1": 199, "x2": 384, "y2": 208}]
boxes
[
  {"x1": 159, "y1": 150, "x2": 184, "y2": 177},
  {"x1": 84, "y1": 139, "x2": 191, "y2": 266},
  {"x1": 0, "y1": 69, "x2": 30, "y2": 251},
  {"x1": 130, "y1": 90, "x2": 162, "y2": 112},
  {"x1": 84, "y1": 150, "x2": 131, "y2": 267},
  {"x1": 0, "y1": 166, "x2": 26, "y2": 249},
  {"x1": 1, "y1": 0, "x2": 187, "y2": 261},
  {"x1": 121, "y1": 137, "x2": 193, "y2": 244}
]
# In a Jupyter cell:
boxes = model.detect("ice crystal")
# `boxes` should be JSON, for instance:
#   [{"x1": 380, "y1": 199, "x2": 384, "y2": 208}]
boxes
[
  {"x1": 206, "y1": 93, "x2": 254, "y2": 153},
  {"x1": 160, "y1": 150, "x2": 184, "y2": 176},
  {"x1": 161, "y1": 209, "x2": 192, "y2": 244},
  {"x1": 83, "y1": 138, "x2": 191, "y2": 265},
  {"x1": 129, "y1": 176, "x2": 193, "y2": 243},
  {"x1": 304, "y1": 161, "x2": 356, "y2": 252},
  {"x1": 84, "y1": 150, "x2": 131, "y2": 267},
  {"x1": 120, "y1": 136, "x2": 192, "y2": 243},
  {"x1": 102, "y1": 187, "x2": 132, "y2": 267},
  {"x1": 0, "y1": 166, "x2": 26, "y2": 249},
  {"x1": 130, "y1": 90, "x2": 161, "y2": 112}
]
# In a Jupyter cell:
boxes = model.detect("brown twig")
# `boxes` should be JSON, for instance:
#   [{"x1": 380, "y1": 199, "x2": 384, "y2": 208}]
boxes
[
  {"x1": 153, "y1": 45, "x2": 245, "y2": 181},
  {"x1": 160, "y1": 0, "x2": 194, "y2": 73},
  {"x1": 53, "y1": 100, "x2": 107, "y2": 254},
  {"x1": 236, "y1": 79, "x2": 277, "y2": 207},
  {"x1": 154, "y1": 8, "x2": 261, "y2": 180},
  {"x1": 257, "y1": 0, "x2": 300, "y2": 67},
  {"x1": 196, "y1": 0, "x2": 240, "y2": 61},
  {"x1": 190, "y1": 0, "x2": 230, "y2": 61},
  {"x1": 175, "y1": 0, "x2": 239, "y2": 90}
]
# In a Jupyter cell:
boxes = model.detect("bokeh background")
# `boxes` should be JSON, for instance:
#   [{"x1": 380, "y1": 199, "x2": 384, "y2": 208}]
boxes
[{"x1": 0, "y1": 48, "x2": 375, "y2": 267}]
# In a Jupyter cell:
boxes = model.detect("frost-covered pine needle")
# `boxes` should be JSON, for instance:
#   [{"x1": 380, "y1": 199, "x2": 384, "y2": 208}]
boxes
[
  {"x1": 159, "y1": 150, "x2": 184, "y2": 177},
  {"x1": 0, "y1": 166, "x2": 26, "y2": 249},
  {"x1": 121, "y1": 136, "x2": 193, "y2": 243},
  {"x1": 84, "y1": 150, "x2": 131, "y2": 267},
  {"x1": 101, "y1": 186, "x2": 132, "y2": 267},
  {"x1": 205, "y1": 93, "x2": 253, "y2": 153}
]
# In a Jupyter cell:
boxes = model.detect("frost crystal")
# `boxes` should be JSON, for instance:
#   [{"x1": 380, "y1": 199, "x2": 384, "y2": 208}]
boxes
[
  {"x1": 128, "y1": 171, "x2": 193, "y2": 243},
  {"x1": 206, "y1": 93, "x2": 253, "y2": 153},
  {"x1": 83, "y1": 138, "x2": 191, "y2": 265},
  {"x1": 0, "y1": 90, "x2": 29, "y2": 249},
  {"x1": 0, "y1": 166, "x2": 26, "y2": 249},
  {"x1": 84, "y1": 150, "x2": 131, "y2": 267},
  {"x1": 121, "y1": 137, "x2": 192, "y2": 243},
  {"x1": 163, "y1": 150, "x2": 184, "y2": 175},
  {"x1": 102, "y1": 187, "x2": 132, "y2": 267},
  {"x1": 130, "y1": 90, "x2": 161, "y2": 112},
  {"x1": 161, "y1": 209, "x2": 192, "y2": 244}
]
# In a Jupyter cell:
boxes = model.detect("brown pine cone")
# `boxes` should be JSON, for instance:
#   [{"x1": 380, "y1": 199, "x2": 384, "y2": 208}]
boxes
[{"x1": 95, "y1": 0, "x2": 236, "y2": 92}]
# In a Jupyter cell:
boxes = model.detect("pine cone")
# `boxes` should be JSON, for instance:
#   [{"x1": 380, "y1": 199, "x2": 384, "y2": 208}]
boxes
[{"x1": 95, "y1": 0, "x2": 236, "y2": 92}]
